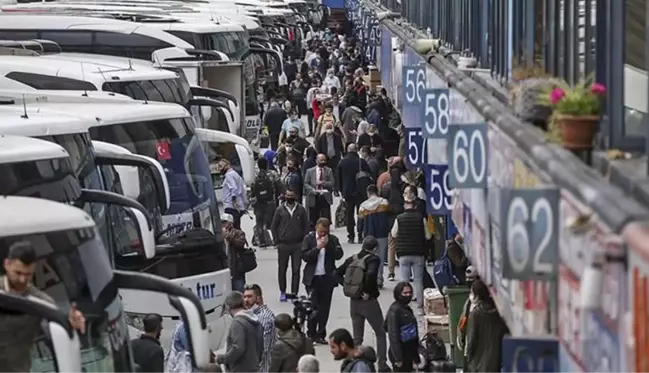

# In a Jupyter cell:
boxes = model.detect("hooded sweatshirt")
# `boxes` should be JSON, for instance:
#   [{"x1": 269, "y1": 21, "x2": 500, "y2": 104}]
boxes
[
  {"x1": 269, "y1": 329, "x2": 316, "y2": 372},
  {"x1": 340, "y1": 346, "x2": 377, "y2": 372},
  {"x1": 220, "y1": 309, "x2": 264, "y2": 372},
  {"x1": 358, "y1": 195, "x2": 390, "y2": 238}
]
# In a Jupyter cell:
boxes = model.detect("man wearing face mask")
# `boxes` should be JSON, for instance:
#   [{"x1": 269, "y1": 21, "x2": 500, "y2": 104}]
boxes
[
  {"x1": 323, "y1": 68, "x2": 341, "y2": 93},
  {"x1": 131, "y1": 314, "x2": 164, "y2": 372},
  {"x1": 457, "y1": 266, "x2": 479, "y2": 360},
  {"x1": 341, "y1": 105, "x2": 362, "y2": 144},
  {"x1": 304, "y1": 154, "x2": 335, "y2": 228},
  {"x1": 272, "y1": 187, "x2": 309, "y2": 301},
  {"x1": 315, "y1": 102, "x2": 339, "y2": 139},
  {"x1": 357, "y1": 123, "x2": 384, "y2": 151},
  {"x1": 280, "y1": 111, "x2": 306, "y2": 144},
  {"x1": 315, "y1": 123, "x2": 343, "y2": 193}
]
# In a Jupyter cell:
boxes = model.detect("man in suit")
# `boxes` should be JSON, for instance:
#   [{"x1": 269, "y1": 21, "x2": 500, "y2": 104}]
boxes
[
  {"x1": 301, "y1": 218, "x2": 344, "y2": 344},
  {"x1": 337, "y1": 143, "x2": 372, "y2": 243},
  {"x1": 304, "y1": 153, "x2": 335, "y2": 229}
]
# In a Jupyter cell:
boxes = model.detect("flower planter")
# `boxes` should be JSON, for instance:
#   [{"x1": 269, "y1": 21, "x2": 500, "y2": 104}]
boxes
[{"x1": 555, "y1": 114, "x2": 599, "y2": 150}]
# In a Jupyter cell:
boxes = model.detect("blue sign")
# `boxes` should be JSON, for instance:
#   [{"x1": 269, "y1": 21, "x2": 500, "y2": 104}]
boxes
[
  {"x1": 448, "y1": 123, "x2": 488, "y2": 188},
  {"x1": 370, "y1": 18, "x2": 381, "y2": 46},
  {"x1": 502, "y1": 336, "x2": 559, "y2": 372},
  {"x1": 380, "y1": 25, "x2": 393, "y2": 98},
  {"x1": 404, "y1": 128, "x2": 426, "y2": 169},
  {"x1": 424, "y1": 164, "x2": 452, "y2": 214},
  {"x1": 422, "y1": 88, "x2": 450, "y2": 139},
  {"x1": 401, "y1": 65, "x2": 426, "y2": 107}
]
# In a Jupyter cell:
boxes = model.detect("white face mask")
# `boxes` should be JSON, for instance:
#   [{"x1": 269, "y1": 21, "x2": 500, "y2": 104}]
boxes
[
  {"x1": 469, "y1": 293, "x2": 477, "y2": 304},
  {"x1": 326, "y1": 129, "x2": 334, "y2": 134}
]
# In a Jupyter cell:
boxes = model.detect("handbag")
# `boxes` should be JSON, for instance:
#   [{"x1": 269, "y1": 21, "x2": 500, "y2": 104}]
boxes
[
  {"x1": 236, "y1": 246, "x2": 258, "y2": 273},
  {"x1": 335, "y1": 200, "x2": 347, "y2": 228}
]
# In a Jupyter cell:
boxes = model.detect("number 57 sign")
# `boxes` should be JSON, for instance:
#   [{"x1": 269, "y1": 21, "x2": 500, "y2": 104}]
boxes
[{"x1": 499, "y1": 188, "x2": 559, "y2": 280}]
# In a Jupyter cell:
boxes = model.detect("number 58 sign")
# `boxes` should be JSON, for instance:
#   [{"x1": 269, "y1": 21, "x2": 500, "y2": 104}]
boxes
[{"x1": 499, "y1": 188, "x2": 559, "y2": 280}]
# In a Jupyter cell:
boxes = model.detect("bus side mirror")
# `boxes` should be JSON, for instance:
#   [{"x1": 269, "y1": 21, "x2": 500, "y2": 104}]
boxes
[
  {"x1": 0, "y1": 292, "x2": 82, "y2": 372},
  {"x1": 113, "y1": 270, "x2": 210, "y2": 369},
  {"x1": 95, "y1": 153, "x2": 170, "y2": 215},
  {"x1": 78, "y1": 189, "x2": 156, "y2": 259}
]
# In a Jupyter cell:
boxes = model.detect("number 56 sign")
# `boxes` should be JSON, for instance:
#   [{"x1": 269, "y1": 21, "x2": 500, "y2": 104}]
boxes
[{"x1": 499, "y1": 188, "x2": 559, "y2": 280}]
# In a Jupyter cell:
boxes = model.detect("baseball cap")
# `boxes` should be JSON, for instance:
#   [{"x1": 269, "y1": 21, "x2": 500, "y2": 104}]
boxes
[
  {"x1": 466, "y1": 265, "x2": 478, "y2": 280},
  {"x1": 220, "y1": 213, "x2": 234, "y2": 223}
]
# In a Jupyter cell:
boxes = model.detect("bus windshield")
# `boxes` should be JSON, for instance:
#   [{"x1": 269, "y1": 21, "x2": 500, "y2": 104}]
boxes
[
  {"x1": 200, "y1": 31, "x2": 249, "y2": 60},
  {"x1": 0, "y1": 157, "x2": 81, "y2": 202},
  {"x1": 102, "y1": 78, "x2": 190, "y2": 107},
  {"x1": 0, "y1": 227, "x2": 131, "y2": 372},
  {"x1": 88, "y1": 117, "x2": 221, "y2": 241}
]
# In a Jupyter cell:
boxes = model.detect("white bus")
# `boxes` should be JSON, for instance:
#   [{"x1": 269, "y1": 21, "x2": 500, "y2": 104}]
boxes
[
  {"x1": 0, "y1": 49, "x2": 236, "y2": 134},
  {"x1": 0, "y1": 93, "x2": 233, "y2": 349},
  {"x1": 0, "y1": 194, "x2": 210, "y2": 372}
]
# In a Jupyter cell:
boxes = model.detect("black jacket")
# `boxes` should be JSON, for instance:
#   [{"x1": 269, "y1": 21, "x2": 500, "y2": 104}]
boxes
[
  {"x1": 269, "y1": 329, "x2": 316, "y2": 372},
  {"x1": 336, "y1": 250, "x2": 380, "y2": 299},
  {"x1": 315, "y1": 132, "x2": 344, "y2": 159},
  {"x1": 265, "y1": 106, "x2": 288, "y2": 134},
  {"x1": 336, "y1": 152, "x2": 371, "y2": 199},
  {"x1": 301, "y1": 232, "x2": 344, "y2": 287},
  {"x1": 357, "y1": 133, "x2": 384, "y2": 150},
  {"x1": 271, "y1": 203, "x2": 310, "y2": 246},
  {"x1": 384, "y1": 302, "x2": 420, "y2": 364},
  {"x1": 131, "y1": 335, "x2": 164, "y2": 372}
]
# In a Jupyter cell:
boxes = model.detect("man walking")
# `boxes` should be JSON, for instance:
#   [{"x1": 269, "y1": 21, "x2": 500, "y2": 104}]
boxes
[
  {"x1": 130, "y1": 314, "x2": 164, "y2": 372},
  {"x1": 358, "y1": 185, "x2": 390, "y2": 288},
  {"x1": 265, "y1": 101, "x2": 289, "y2": 150},
  {"x1": 337, "y1": 236, "x2": 390, "y2": 372},
  {"x1": 301, "y1": 218, "x2": 344, "y2": 344},
  {"x1": 219, "y1": 159, "x2": 247, "y2": 229},
  {"x1": 252, "y1": 158, "x2": 283, "y2": 248},
  {"x1": 304, "y1": 154, "x2": 335, "y2": 228},
  {"x1": 391, "y1": 192, "x2": 432, "y2": 315},
  {"x1": 271, "y1": 187, "x2": 310, "y2": 301},
  {"x1": 216, "y1": 291, "x2": 264, "y2": 372},
  {"x1": 244, "y1": 284, "x2": 276, "y2": 372},
  {"x1": 337, "y1": 143, "x2": 372, "y2": 243}
]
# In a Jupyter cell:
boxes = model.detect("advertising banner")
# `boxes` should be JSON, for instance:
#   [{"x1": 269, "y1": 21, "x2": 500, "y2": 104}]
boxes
[{"x1": 502, "y1": 336, "x2": 559, "y2": 372}]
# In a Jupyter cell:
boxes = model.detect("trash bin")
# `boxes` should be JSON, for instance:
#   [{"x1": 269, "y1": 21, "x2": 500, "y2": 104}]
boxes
[{"x1": 444, "y1": 286, "x2": 470, "y2": 369}]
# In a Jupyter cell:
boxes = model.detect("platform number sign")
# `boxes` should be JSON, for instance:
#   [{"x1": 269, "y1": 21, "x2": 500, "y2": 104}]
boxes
[
  {"x1": 402, "y1": 66, "x2": 426, "y2": 108},
  {"x1": 447, "y1": 124, "x2": 488, "y2": 188},
  {"x1": 370, "y1": 17, "x2": 381, "y2": 46},
  {"x1": 500, "y1": 188, "x2": 559, "y2": 280},
  {"x1": 422, "y1": 89, "x2": 450, "y2": 139},
  {"x1": 405, "y1": 128, "x2": 427, "y2": 168},
  {"x1": 424, "y1": 164, "x2": 452, "y2": 214}
]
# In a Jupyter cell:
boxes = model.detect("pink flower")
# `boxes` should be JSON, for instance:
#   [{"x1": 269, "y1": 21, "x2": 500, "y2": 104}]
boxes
[
  {"x1": 591, "y1": 83, "x2": 606, "y2": 95},
  {"x1": 550, "y1": 88, "x2": 565, "y2": 105}
]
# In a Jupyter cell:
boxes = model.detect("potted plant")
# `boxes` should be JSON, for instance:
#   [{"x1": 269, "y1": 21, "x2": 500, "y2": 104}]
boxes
[{"x1": 543, "y1": 79, "x2": 606, "y2": 150}]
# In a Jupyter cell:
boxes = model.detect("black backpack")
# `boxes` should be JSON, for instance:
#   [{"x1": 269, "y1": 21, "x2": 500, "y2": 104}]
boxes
[{"x1": 253, "y1": 173, "x2": 274, "y2": 204}]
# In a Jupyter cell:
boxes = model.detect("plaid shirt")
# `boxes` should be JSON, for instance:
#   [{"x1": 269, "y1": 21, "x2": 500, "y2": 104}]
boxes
[{"x1": 253, "y1": 305, "x2": 276, "y2": 372}]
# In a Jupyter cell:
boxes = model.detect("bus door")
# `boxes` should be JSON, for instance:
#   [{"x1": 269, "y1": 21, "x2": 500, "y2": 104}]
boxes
[{"x1": 195, "y1": 129, "x2": 254, "y2": 204}]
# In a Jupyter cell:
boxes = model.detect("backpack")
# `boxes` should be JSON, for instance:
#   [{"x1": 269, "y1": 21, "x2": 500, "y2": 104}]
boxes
[
  {"x1": 342, "y1": 254, "x2": 368, "y2": 299},
  {"x1": 253, "y1": 173, "x2": 274, "y2": 204},
  {"x1": 342, "y1": 358, "x2": 376, "y2": 373},
  {"x1": 424, "y1": 331, "x2": 448, "y2": 361},
  {"x1": 355, "y1": 158, "x2": 373, "y2": 198},
  {"x1": 432, "y1": 252, "x2": 459, "y2": 293}
]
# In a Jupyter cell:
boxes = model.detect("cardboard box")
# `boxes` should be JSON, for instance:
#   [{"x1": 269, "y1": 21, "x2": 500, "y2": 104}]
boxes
[{"x1": 369, "y1": 67, "x2": 380, "y2": 82}]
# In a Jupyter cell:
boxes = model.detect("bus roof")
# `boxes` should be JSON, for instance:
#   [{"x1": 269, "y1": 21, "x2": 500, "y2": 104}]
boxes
[
  {"x1": 0, "y1": 15, "x2": 194, "y2": 49},
  {"x1": 0, "y1": 135, "x2": 69, "y2": 164},
  {"x1": 0, "y1": 100, "x2": 189, "y2": 136},
  {"x1": 0, "y1": 54, "x2": 177, "y2": 89},
  {"x1": 143, "y1": 21, "x2": 246, "y2": 33},
  {"x1": 0, "y1": 195, "x2": 95, "y2": 237}
]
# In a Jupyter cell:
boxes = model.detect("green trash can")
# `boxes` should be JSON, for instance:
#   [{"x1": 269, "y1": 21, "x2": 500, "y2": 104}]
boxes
[{"x1": 444, "y1": 286, "x2": 470, "y2": 369}]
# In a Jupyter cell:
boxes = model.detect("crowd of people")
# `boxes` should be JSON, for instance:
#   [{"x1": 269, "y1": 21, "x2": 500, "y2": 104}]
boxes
[{"x1": 204, "y1": 24, "x2": 511, "y2": 373}]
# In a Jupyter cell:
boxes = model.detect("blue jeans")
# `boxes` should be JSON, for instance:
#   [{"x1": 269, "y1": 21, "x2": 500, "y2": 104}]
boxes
[
  {"x1": 232, "y1": 275, "x2": 246, "y2": 292},
  {"x1": 376, "y1": 237, "x2": 388, "y2": 285},
  {"x1": 398, "y1": 255, "x2": 425, "y2": 309}
]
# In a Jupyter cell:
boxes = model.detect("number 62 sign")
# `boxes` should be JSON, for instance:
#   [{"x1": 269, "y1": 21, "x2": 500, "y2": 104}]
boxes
[{"x1": 499, "y1": 188, "x2": 559, "y2": 281}]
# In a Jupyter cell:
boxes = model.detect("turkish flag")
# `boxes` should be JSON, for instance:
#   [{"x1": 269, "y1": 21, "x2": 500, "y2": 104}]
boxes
[{"x1": 156, "y1": 141, "x2": 171, "y2": 161}]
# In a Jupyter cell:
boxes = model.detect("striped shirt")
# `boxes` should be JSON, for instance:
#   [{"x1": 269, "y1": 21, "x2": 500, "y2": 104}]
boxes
[{"x1": 253, "y1": 305, "x2": 276, "y2": 372}]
